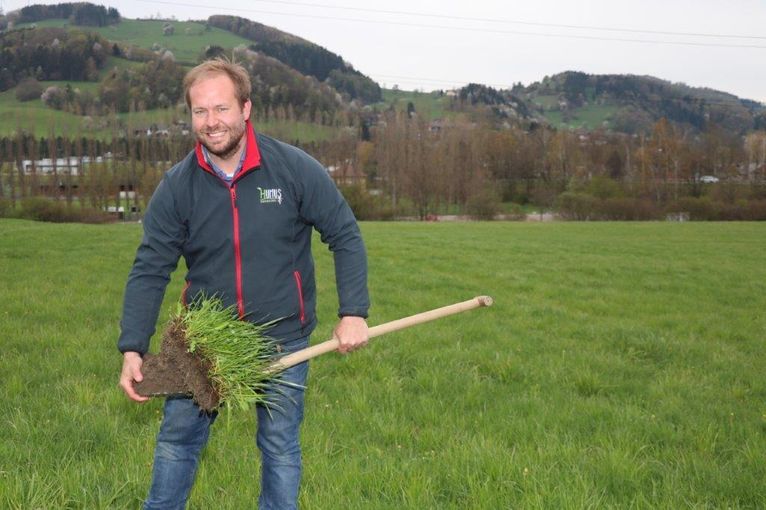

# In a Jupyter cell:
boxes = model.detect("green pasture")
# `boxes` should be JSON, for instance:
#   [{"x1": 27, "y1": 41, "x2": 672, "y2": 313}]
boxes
[
  {"x1": 545, "y1": 104, "x2": 621, "y2": 131},
  {"x1": 1, "y1": 220, "x2": 765, "y2": 508},
  {"x1": 532, "y1": 94, "x2": 560, "y2": 110},
  {"x1": 18, "y1": 19, "x2": 254, "y2": 64},
  {"x1": 532, "y1": 93, "x2": 621, "y2": 131},
  {"x1": 0, "y1": 86, "x2": 95, "y2": 138},
  {"x1": 380, "y1": 89, "x2": 453, "y2": 120},
  {"x1": 0, "y1": 83, "x2": 172, "y2": 139},
  {"x1": 91, "y1": 19, "x2": 253, "y2": 64},
  {"x1": 0, "y1": 80, "x2": 342, "y2": 141}
]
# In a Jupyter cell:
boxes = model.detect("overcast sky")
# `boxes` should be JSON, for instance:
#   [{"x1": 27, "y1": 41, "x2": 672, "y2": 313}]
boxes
[{"x1": 3, "y1": 0, "x2": 764, "y2": 102}]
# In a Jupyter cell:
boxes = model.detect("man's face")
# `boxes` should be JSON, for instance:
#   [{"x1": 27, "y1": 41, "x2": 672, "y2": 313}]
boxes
[{"x1": 189, "y1": 74, "x2": 252, "y2": 161}]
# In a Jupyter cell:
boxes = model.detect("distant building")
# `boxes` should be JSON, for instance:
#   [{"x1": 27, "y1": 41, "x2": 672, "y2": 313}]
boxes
[
  {"x1": 326, "y1": 160, "x2": 366, "y2": 187},
  {"x1": 19, "y1": 154, "x2": 112, "y2": 176}
]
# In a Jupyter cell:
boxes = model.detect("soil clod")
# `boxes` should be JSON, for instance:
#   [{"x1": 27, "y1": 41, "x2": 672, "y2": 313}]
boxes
[{"x1": 134, "y1": 318, "x2": 221, "y2": 411}]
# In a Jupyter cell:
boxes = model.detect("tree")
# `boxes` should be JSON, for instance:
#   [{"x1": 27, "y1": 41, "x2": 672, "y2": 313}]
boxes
[
  {"x1": 99, "y1": 68, "x2": 131, "y2": 113},
  {"x1": 15, "y1": 77, "x2": 43, "y2": 102},
  {"x1": 203, "y1": 45, "x2": 226, "y2": 60},
  {"x1": 606, "y1": 149, "x2": 624, "y2": 179},
  {"x1": 744, "y1": 132, "x2": 766, "y2": 183},
  {"x1": 635, "y1": 118, "x2": 682, "y2": 202}
]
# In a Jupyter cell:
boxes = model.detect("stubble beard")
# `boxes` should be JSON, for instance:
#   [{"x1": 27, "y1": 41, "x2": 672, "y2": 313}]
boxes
[{"x1": 196, "y1": 119, "x2": 247, "y2": 162}]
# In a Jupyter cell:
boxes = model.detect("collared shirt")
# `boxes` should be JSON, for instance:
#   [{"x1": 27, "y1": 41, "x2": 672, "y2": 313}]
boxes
[{"x1": 201, "y1": 145, "x2": 247, "y2": 183}]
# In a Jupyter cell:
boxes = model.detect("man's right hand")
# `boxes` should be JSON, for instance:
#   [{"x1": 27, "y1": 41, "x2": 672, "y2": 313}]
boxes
[{"x1": 119, "y1": 351, "x2": 149, "y2": 402}]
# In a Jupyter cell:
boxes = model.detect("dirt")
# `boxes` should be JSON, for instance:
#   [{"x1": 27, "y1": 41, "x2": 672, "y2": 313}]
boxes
[{"x1": 134, "y1": 318, "x2": 221, "y2": 412}]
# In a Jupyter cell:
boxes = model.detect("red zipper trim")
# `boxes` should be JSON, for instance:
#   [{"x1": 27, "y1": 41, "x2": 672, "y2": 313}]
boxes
[
  {"x1": 230, "y1": 186, "x2": 245, "y2": 319},
  {"x1": 293, "y1": 270, "x2": 306, "y2": 324}
]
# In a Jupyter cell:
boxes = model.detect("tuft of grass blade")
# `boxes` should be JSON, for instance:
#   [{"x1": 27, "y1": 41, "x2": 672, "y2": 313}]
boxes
[{"x1": 178, "y1": 296, "x2": 283, "y2": 411}]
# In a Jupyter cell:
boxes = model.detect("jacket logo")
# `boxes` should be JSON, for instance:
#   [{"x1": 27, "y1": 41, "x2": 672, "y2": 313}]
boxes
[{"x1": 257, "y1": 187, "x2": 283, "y2": 205}]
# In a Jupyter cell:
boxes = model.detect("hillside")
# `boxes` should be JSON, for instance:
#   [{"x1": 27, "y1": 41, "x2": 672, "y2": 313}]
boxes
[
  {"x1": 207, "y1": 15, "x2": 381, "y2": 103},
  {"x1": 454, "y1": 72, "x2": 765, "y2": 135},
  {"x1": 1, "y1": 4, "x2": 763, "y2": 138},
  {"x1": 0, "y1": 5, "x2": 388, "y2": 139},
  {"x1": 0, "y1": 4, "x2": 380, "y2": 114}
]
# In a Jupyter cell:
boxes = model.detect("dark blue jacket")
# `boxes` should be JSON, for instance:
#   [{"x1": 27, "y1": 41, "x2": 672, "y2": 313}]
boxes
[{"x1": 118, "y1": 123, "x2": 369, "y2": 354}]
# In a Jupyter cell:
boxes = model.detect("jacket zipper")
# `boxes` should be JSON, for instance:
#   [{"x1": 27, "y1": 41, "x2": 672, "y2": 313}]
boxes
[
  {"x1": 293, "y1": 270, "x2": 306, "y2": 324},
  {"x1": 230, "y1": 186, "x2": 245, "y2": 319}
]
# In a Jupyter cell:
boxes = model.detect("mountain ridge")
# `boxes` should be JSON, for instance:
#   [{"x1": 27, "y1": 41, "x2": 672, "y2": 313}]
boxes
[
  {"x1": 456, "y1": 71, "x2": 764, "y2": 134},
  {"x1": 0, "y1": 4, "x2": 762, "y2": 135}
]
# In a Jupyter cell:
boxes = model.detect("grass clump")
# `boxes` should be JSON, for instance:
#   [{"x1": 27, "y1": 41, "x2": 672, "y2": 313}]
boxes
[{"x1": 180, "y1": 297, "x2": 281, "y2": 411}]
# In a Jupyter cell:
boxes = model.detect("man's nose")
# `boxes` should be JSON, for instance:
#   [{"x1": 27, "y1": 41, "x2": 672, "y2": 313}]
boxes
[{"x1": 205, "y1": 111, "x2": 219, "y2": 126}]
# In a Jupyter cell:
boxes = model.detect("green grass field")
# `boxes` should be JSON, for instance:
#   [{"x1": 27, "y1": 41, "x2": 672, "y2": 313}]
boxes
[
  {"x1": 0, "y1": 79, "x2": 342, "y2": 141},
  {"x1": 18, "y1": 19, "x2": 254, "y2": 64},
  {"x1": 1, "y1": 219, "x2": 765, "y2": 508},
  {"x1": 532, "y1": 94, "x2": 621, "y2": 130},
  {"x1": 0, "y1": 85, "x2": 99, "y2": 138},
  {"x1": 0, "y1": 80, "x2": 179, "y2": 139},
  {"x1": 91, "y1": 19, "x2": 253, "y2": 64},
  {"x1": 380, "y1": 89, "x2": 454, "y2": 120}
]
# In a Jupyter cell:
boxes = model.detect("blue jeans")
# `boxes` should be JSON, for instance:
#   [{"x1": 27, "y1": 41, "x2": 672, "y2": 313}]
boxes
[{"x1": 144, "y1": 336, "x2": 310, "y2": 510}]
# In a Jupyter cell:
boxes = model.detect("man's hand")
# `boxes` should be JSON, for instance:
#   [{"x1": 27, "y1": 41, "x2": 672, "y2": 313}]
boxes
[
  {"x1": 334, "y1": 316, "x2": 369, "y2": 354},
  {"x1": 119, "y1": 351, "x2": 149, "y2": 402}
]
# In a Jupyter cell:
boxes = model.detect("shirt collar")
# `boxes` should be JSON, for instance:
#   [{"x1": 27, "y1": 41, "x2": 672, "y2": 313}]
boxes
[
  {"x1": 194, "y1": 119, "x2": 262, "y2": 181},
  {"x1": 201, "y1": 144, "x2": 246, "y2": 183}
]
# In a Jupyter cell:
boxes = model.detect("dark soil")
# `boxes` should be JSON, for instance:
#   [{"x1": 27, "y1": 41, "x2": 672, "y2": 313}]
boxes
[{"x1": 134, "y1": 318, "x2": 221, "y2": 412}]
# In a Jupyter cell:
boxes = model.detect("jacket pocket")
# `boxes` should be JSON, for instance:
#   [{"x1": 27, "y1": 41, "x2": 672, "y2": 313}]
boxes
[{"x1": 292, "y1": 270, "x2": 306, "y2": 324}]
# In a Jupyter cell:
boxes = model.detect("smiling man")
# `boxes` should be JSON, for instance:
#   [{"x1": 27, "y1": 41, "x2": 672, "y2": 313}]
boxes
[
  {"x1": 189, "y1": 72, "x2": 250, "y2": 169},
  {"x1": 118, "y1": 59, "x2": 370, "y2": 510}
]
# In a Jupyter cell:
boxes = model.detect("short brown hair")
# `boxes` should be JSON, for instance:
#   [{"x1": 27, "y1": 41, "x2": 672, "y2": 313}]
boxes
[{"x1": 183, "y1": 58, "x2": 251, "y2": 108}]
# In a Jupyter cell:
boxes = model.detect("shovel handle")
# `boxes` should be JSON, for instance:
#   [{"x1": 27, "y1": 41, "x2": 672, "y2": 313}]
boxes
[{"x1": 270, "y1": 295, "x2": 493, "y2": 371}]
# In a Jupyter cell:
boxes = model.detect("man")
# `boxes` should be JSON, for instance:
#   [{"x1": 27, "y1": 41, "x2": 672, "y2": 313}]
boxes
[{"x1": 118, "y1": 59, "x2": 369, "y2": 510}]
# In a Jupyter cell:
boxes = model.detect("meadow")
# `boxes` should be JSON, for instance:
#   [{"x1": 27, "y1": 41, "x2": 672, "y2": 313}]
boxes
[
  {"x1": 532, "y1": 94, "x2": 621, "y2": 131},
  {"x1": 1, "y1": 219, "x2": 764, "y2": 508},
  {"x1": 0, "y1": 81, "x2": 343, "y2": 141},
  {"x1": 19, "y1": 19, "x2": 254, "y2": 64}
]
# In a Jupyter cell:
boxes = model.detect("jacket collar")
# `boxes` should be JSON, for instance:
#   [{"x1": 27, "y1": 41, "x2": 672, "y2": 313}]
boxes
[{"x1": 194, "y1": 119, "x2": 261, "y2": 181}]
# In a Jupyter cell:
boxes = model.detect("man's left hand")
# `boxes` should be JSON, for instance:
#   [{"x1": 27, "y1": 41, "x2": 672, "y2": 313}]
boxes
[{"x1": 334, "y1": 316, "x2": 369, "y2": 354}]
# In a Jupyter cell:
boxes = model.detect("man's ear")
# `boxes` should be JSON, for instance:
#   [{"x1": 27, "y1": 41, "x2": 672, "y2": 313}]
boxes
[{"x1": 242, "y1": 99, "x2": 252, "y2": 120}]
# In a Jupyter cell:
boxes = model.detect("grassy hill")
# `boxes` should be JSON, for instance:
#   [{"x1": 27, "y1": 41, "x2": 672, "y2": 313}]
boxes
[
  {"x1": 379, "y1": 89, "x2": 453, "y2": 120},
  {"x1": 0, "y1": 81, "x2": 342, "y2": 141},
  {"x1": 0, "y1": 13, "x2": 376, "y2": 141},
  {"x1": 20, "y1": 18, "x2": 254, "y2": 64},
  {"x1": 0, "y1": 83, "x2": 97, "y2": 137},
  {"x1": 454, "y1": 72, "x2": 764, "y2": 134},
  {"x1": 525, "y1": 71, "x2": 764, "y2": 134},
  {"x1": 534, "y1": 97, "x2": 621, "y2": 131},
  {"x1": 5, "y1": 12, "x2": 763, "y2": 138}
]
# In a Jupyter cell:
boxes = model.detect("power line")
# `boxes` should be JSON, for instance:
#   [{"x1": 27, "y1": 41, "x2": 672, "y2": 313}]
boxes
[
  {"x1": 237, "y1": 0, "x2": 766, "y2": 41},
  {"x1": 371, "y1": 73, "x2": 514, "y2": 90},
  {"x1": 134, "y1": 0, "x2": 766, "y2": 49}
]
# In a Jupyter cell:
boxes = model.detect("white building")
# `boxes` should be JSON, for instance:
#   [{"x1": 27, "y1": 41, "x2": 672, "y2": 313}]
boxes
[{"x1": 19, "y1": 154, "x2": 112, "y2": 176}]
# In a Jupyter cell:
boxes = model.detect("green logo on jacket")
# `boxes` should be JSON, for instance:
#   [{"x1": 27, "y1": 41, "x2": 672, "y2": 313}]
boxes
[{"x1": 257, "y1": 187, "x2": 283, "y2": 205}]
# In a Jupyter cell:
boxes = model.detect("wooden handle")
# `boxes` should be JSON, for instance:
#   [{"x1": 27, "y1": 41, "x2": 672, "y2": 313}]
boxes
[{"x1": 270, "y1": 295, "x2": 493, "y2": 371}]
